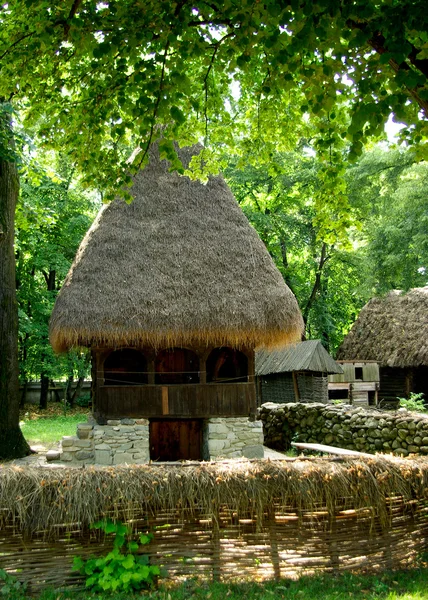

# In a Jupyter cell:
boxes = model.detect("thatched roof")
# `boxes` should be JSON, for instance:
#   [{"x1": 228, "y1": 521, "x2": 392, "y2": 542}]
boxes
[
  {"x1": 337, "y1": 287, "x2": 428, "y2": 368},
  {"x1": 256, "y1": 340, "x2": 344, "y2": 376},
  {"x1": 50, "y1": 144, "x2": 303, "y2": 352}
]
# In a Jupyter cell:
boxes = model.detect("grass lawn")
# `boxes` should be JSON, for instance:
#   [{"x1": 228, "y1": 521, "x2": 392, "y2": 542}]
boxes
[
  {"x1": 11, "y1": 567, "x2": 428, "y2": 600},
  {"x1": 19, "y1": 403, "x2": 89, "y2": 445}
]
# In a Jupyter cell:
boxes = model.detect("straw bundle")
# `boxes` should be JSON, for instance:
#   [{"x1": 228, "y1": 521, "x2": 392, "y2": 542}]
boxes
[
  {"x1": 338, "y1": 287, "x2": 428, "y2": 367},
  {"x1": 50, "y1": 144, "x2": 303, "y2": 353}
]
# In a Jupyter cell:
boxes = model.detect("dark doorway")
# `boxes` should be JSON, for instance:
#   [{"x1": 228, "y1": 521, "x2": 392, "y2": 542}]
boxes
[
  {"x1": 206, "y1": 347, "x2": 248, "y2": 383},
  {"x1": 155, "y1": 348, "x2": 200, "y2": 385},
  {"x1": 150, "y1": 419, "x2": 202, "y2": 461},
  {"x1": 104, "y1": 349, "x2": 147, "y2": 385}
]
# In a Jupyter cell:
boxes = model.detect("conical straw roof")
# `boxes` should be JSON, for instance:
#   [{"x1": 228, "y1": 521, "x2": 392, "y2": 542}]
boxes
[
  {"x1": 337, "y1": 287, "x2": 428, "y2": 367},
  {"x1": 50, "y1": 144, "x2": 304, "y2": 352}
]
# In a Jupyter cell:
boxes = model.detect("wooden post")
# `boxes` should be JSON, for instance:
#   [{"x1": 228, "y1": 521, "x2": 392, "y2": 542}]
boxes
[
  {"x1": 161, "y1": 387, "x2": 169, "y2": 415},
  {"x1": 268, "y1": 506, "x2": 281, "y2": 580},
  {"x1": 212, "y1": 506, "x2": 221, "y2": 582}
]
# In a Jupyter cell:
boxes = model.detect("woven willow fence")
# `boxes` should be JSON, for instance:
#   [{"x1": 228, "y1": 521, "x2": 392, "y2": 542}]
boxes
[{"x1": 1, "y1": 457, "x2": 428, "y2": 592}]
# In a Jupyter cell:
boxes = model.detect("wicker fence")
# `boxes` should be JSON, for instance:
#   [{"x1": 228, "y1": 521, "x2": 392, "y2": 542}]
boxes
[{"x1": 1, "y1": 457, "x2": 428, "y2": 592}]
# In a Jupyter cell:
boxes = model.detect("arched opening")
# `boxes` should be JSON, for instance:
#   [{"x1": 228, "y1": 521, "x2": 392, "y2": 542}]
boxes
[
  {"x1": 206, "y1": 347, "x2": 248, "y2": 383},
  {"x1": 104, "y1": 349, "x2": 148, "y2": 385},
  {"x1": 155, "y1": 348, "x2": 200, "y2": 385}
]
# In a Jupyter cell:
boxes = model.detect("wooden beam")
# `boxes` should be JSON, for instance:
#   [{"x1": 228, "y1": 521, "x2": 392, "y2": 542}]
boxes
[
  {"x1": 162, "y1": 386, "x2": 169, "y2": 415},
  {"x1": 291, "y1": 442, "x2": 373, "y2": 458}
]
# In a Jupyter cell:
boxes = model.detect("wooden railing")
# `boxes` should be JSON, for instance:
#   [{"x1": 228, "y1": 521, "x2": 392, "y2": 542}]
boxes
[{"x1": 95, "y1": 382, "x2": 256, "y2": 419}]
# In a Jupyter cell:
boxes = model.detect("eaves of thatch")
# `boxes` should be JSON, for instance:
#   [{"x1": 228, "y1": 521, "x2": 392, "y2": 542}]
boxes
[
  {"x1": 50, "y1": 144, "x2": 304, "y2": 353},
  {"x1": 337, "y1": 287, "x2": 428, "y2": 368},
  {"x1": 255, "y1": 340, "x2": 344, "y2": 376}
]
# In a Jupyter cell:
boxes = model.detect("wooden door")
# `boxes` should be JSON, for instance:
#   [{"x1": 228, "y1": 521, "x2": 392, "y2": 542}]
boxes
[{"x1": 150, "y1": 419, "x2": 202, "y2": 461}]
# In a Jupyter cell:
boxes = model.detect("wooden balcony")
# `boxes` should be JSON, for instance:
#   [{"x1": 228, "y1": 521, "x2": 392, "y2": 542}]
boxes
[{"x1": 95, "y1": 382, "x2": 256, "y2": 419}]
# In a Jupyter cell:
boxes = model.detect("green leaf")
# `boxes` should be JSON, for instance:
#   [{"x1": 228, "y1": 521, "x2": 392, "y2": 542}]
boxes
[{"x1": 170, "y1": 105, "x2": 186, "y2": 124}]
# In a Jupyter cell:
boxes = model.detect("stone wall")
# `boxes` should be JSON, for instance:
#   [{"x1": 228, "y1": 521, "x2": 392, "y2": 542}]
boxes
[
  {"x1": 55, "y1": 417, "x2": 264, "y2": 464},
  {"x1": 205, "y1": 418, "x2": 264, "y2": 459},
  {"x1": 259, "y1": 402, "x2": 428, "y2": 456},
  {"x1": 58, "y1": 418, "x2": 150, "y2": 465}
]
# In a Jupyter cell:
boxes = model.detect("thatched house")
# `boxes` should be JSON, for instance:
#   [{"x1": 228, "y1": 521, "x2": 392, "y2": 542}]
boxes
[
  {"x1": 50, "y1": 143, "x2": 304, "y2": 463},
  {"x1": 337, "y1": 287, "x2": 428, "y2": 404},
  {"x1": 255, "y1": 340, "x2": 343, "y2": 405}
]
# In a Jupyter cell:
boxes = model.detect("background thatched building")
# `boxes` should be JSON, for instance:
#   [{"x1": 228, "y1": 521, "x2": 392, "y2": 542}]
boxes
[
  {"x1": 337, "y1": 287, "x2": 428, "y2": 404},
  {"x1": 255, "y1": 340, "x2": 343, "y2": 405},
  {"x1": 50, "y1": 143, "x2": 304, "y2": 463}
]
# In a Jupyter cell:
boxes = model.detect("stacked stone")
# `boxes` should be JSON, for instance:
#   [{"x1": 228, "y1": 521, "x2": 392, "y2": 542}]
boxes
[
  {"x1": 60, "y1": 423, "x2": 95, "y2": 462},
  {"x1": 93, "y1": 419, "x2": 150, "y2": 465},
  {"x1": 58, "y1": 419, "x2": 150, "y2": 465},
  {"x1": 206, "y1": 417, "x2": 264, "y2": 459},
  {"x1": 259, "y1": 402, "x2": 428, "y2": 456}
]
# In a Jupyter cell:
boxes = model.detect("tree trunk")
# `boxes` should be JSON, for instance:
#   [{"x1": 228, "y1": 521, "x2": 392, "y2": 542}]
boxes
[
  {"x1": 39, "y1": 269, "x2": 56, "y2": 409},
  {"x1": 0, "y1": 118, "x2": 31, "y2": 459}
]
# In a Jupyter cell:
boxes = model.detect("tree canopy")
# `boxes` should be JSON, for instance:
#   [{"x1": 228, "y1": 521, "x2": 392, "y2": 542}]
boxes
[{"x1": 1, "y1": 0, "x2": 427, "y2": 193}]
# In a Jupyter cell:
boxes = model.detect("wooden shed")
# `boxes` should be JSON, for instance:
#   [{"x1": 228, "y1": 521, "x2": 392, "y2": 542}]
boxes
[
  {"x1": 328, "y1": 361, "x2": 380, "y2": 406},
  {"x1": 255, "y1": 340, "x2": 343, "y2": 405},
  {"x1": 49, "y1": 143, "x2": 304, "y2": 462},
  {"x1": 337, "y1": 288, "x2": 428, "y2": 406}
]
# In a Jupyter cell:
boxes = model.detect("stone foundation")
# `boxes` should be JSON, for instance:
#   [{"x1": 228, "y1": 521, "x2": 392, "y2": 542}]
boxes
[
  {"x1": 205, "y1": 417, "x2": 264, "y2": 459},
  {"x1": 58, "y1": 419, "x2": 150, "y2": 465},
  {"x1": 56, "y1": 417, "x2": 264, "y2": 464}
]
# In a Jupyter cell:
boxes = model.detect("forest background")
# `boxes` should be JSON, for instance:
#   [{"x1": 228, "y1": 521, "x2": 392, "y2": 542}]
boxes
[
  {"x1": 15, "y1": 137, "x2": 428, "y2": 407},
  {"x1": 1, "y1": 0, "x2": 427, "y2": 457}
]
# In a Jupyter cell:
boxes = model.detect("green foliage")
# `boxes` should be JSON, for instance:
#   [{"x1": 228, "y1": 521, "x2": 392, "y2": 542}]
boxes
[
  {"x1": 15, "y1": 153, "x2": 98, "y2": 388},
  {"x1": 226, "y1": 144, "x2": 428, "y2": 353},
  {"x1": 73, "y1": 520, "x2": 161, "y2": 593},
  {"x1": 398, "y1": 392, "x2": 427, "y2": 413},
  {"x1": 0, "y1": 0, "x2": 427, "y2": 203},
  {"x1": 0, "y1": 569, "x2": 26, "y2": 598}
]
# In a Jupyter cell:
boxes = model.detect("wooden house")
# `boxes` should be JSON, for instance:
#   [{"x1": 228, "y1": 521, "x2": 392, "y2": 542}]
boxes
[
  {"x1": 328, "y1": 361, "x2": 380, "y2": 406},
  {"x1": 255, "y1": 340, "x2": 343, "y2": 405},
  {"x1": 49, "y1": 143, "x2": 304, "y2": 463},
  {"x1": 337, "y1": 288, "x2": 428, "y2": 406}
]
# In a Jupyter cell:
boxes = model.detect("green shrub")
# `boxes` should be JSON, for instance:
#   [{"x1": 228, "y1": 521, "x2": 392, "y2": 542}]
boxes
[
  {"x1": 398, "y1": 392, "x2": 426, "y2": 413},
  {"x1": 0, "y1": 569, "x2": 26, "y2": 598},
  {"x1": 73, "y1": 520, "x2": 161, "y2": 593}
]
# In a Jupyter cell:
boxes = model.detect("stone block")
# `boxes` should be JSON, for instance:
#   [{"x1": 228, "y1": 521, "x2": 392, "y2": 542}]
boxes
[
  {"x1": 118, "y1": 442, "x2": 133, "y2": 451},
  {"x1": 95, "y1": 443, "x2": 111, "y2": 450},
  {"x1": 243, "y1": 445, "x2": 264, "y2": 459},
  {"x1": 95, "y1": 450, "x2": 112, "y2": 465},
  {"x1": 133, "y1": 452, "x2": 149, "y2": 460},
  {"x1": 75, "y1": 450, "x2": 94, "y2": 461},
  {"x1": 46, "y1": 450, "x2": 61, "y2": 462},
  {"x1": 74, "y1": 439, "x2": 93, "y2": 448},
  {"x1": 408, "y1": 445, "x2": 420, "y2": 453},
  {"x1": 135, "y1": 419, "x2": 149, "y2": 426},
  {"x1": 107, "y1": 420, "x2": 121, "y2": 426},
  {"x1": 209, "y1": 433, "x2": 228, "y2": 440},
  {"x1": 121, "y1": 418, "x2": 136, "y2": 425},
  {"x1": 208, "y1": 440, "x2": 225, "y2": 453},
  {"x1": 61, "y1": 437, "x2": 76, "y2": 447},
  {"x1": 113, "y1": 453, "x2": 133, "y2": 465},
  {"x1": 209, "y1": 423, "x2": 229, "y2": 434},
  {"x1": 61, "y1": 451, "x2": 74, "y2": 461}
]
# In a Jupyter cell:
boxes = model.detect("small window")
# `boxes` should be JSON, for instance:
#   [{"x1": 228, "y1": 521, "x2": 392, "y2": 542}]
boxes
[
  {"x1": 206, "y1": 347, "x2": 248, "y2": 383},
  {"x1": 155, "y1": 348, "x2": 200, "y2": 385},
  {"x1": 104, "y1": 349, "x2": 147, "y2": 385},
  {"x1": 355, "y1": 367, "x2": 363, "y2": 380}
]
